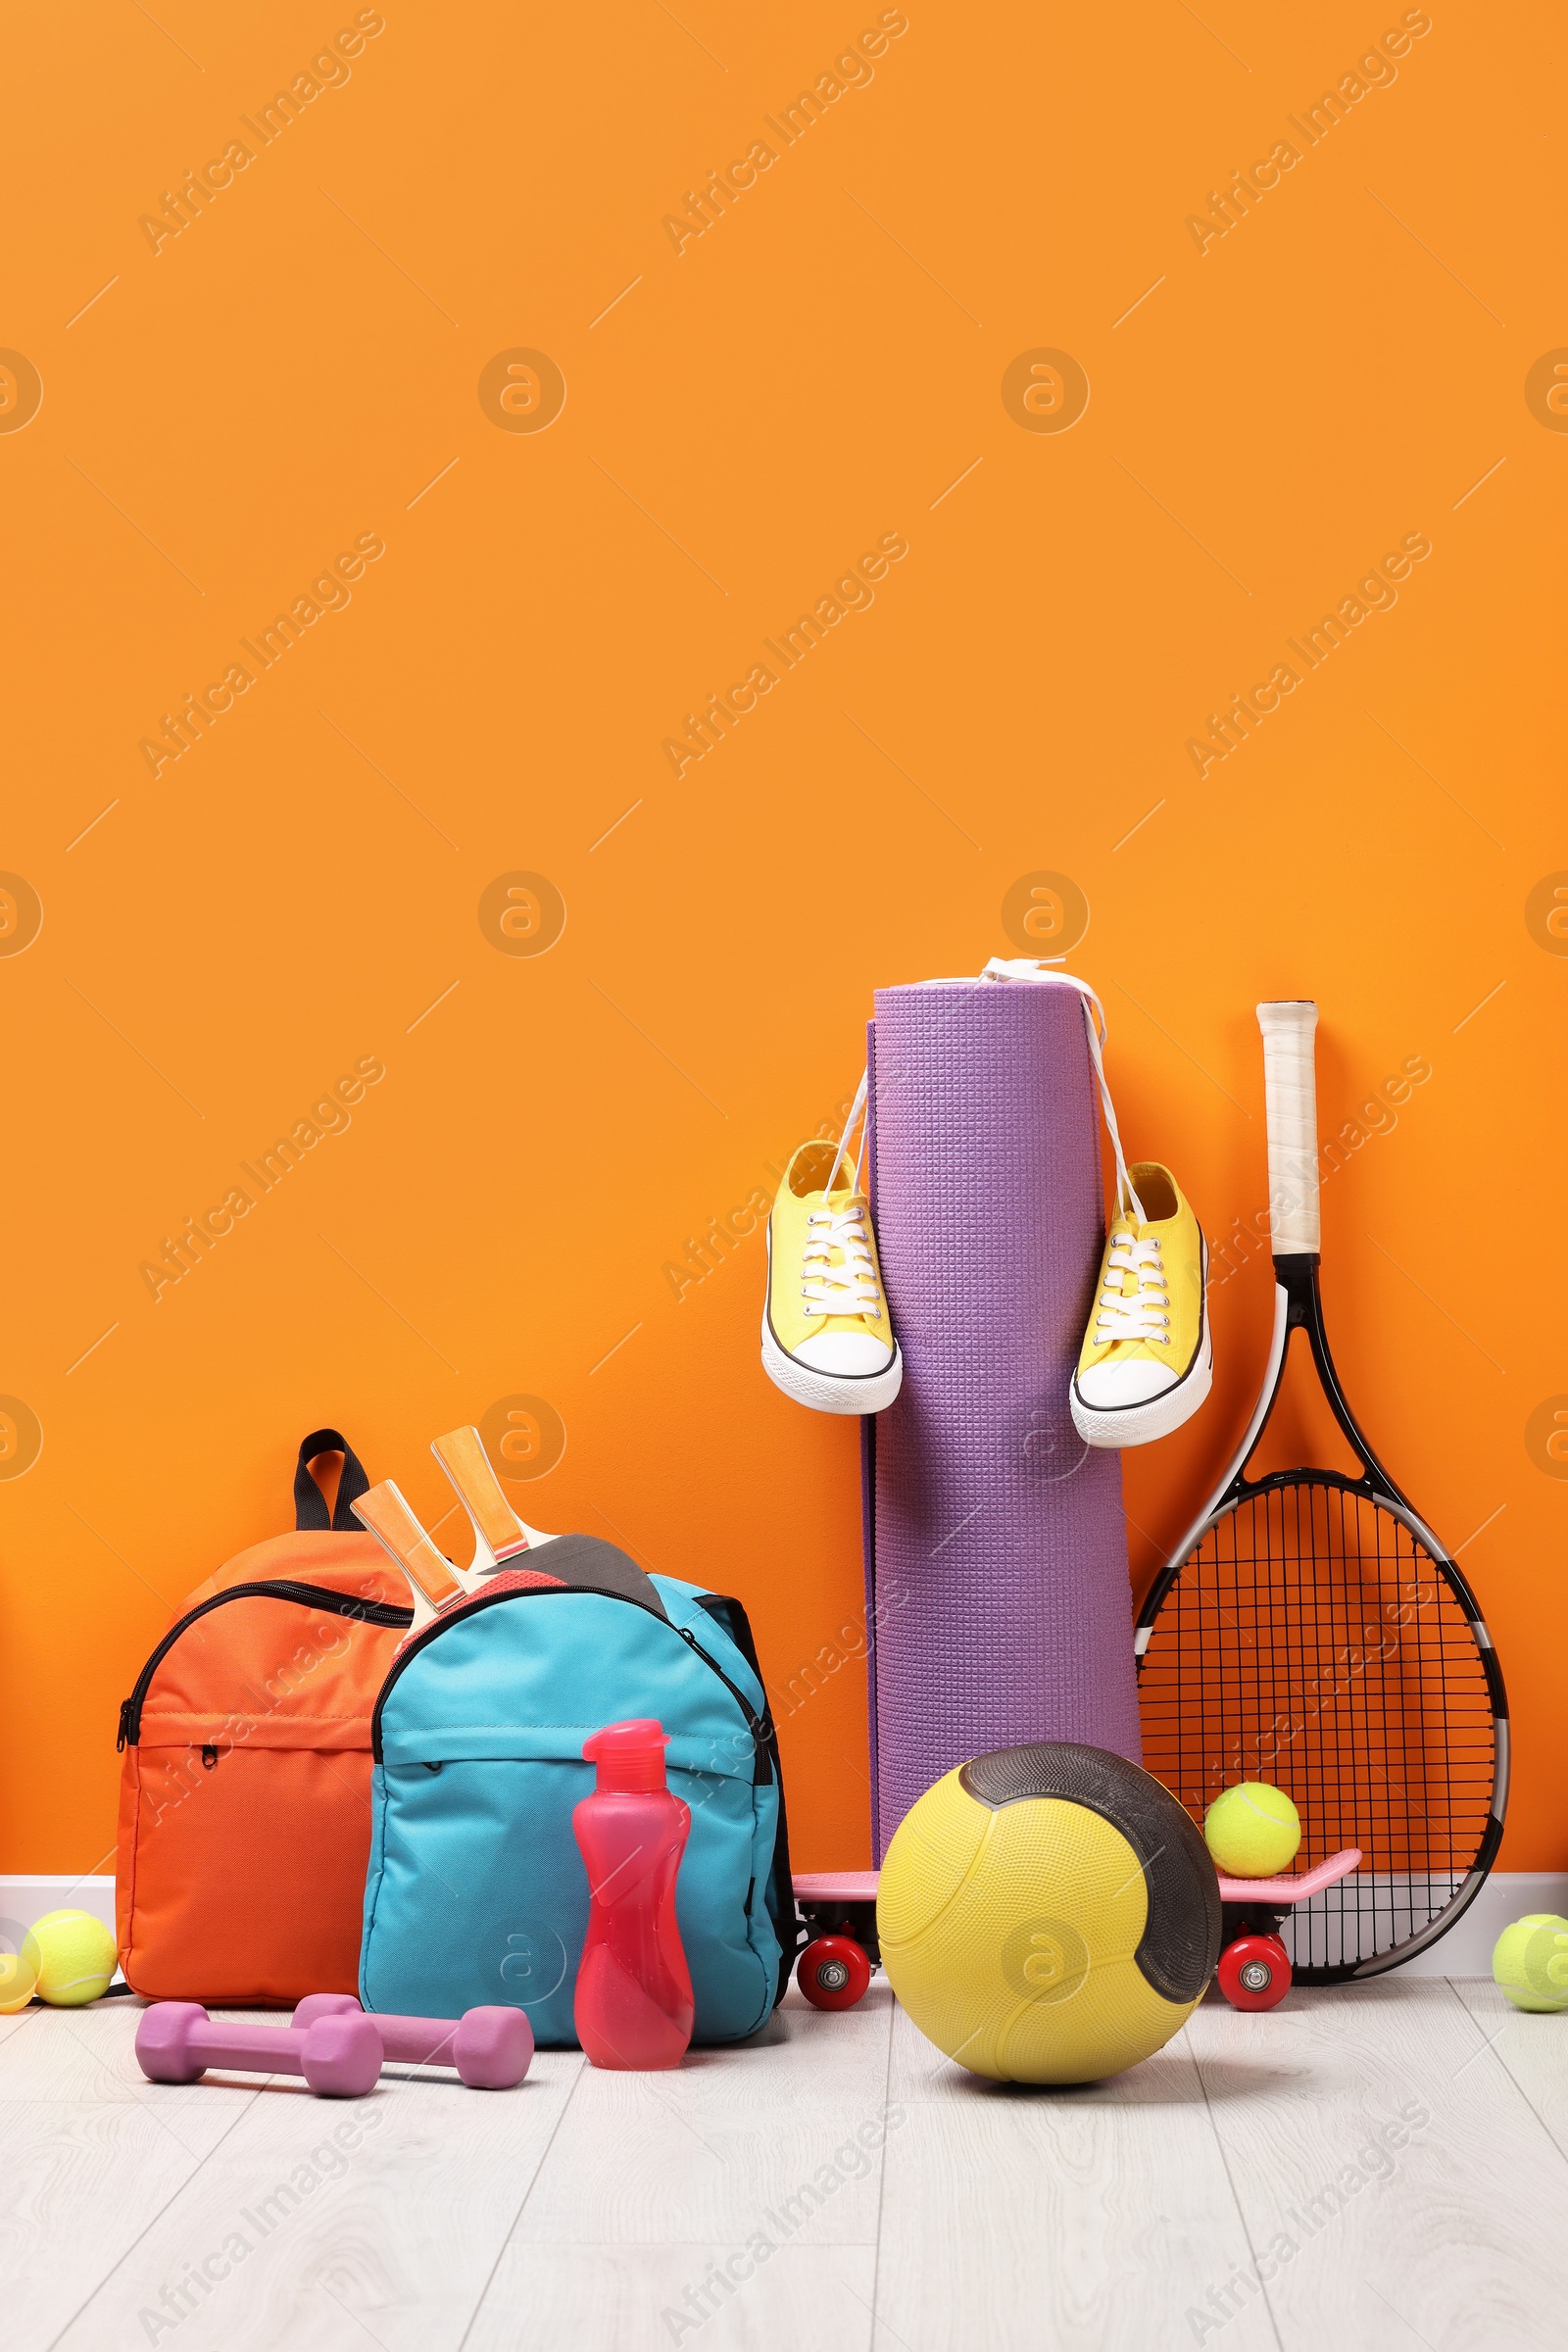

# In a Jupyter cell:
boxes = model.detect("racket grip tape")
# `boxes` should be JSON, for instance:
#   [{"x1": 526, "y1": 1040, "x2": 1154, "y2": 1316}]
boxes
[{"x1": 1256, "y1": 1000, "x2": 1320, "y2": 1253}]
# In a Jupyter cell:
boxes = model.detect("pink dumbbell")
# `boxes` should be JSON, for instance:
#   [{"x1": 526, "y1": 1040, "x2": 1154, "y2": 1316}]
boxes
[
  {"x1": 136, "y1": 2002, "x2": 383, "y2": 2097},
  {"x1": 293, "y1": 1993, "x2": 532, "y2": 2089},
  {"x1": 136, "y1": 1997, "x2": 533, "y2": 2097}
]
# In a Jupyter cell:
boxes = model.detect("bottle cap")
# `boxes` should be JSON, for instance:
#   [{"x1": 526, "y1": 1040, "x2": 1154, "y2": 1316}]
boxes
[{"x1": 583, "y1": 1717, "x2": 669, "y2": 1792}]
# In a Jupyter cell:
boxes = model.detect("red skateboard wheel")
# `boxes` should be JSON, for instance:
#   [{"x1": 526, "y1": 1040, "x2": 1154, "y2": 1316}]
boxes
[
  {"x1": 797, "y1": 1935, "x2": 871, "y2": 2012},
  {"x1": 1218, "y1": 1934, "x2": 1292, "y2": 2011}
]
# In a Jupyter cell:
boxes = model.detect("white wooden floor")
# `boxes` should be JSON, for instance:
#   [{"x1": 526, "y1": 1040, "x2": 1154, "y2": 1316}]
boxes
[{"x1": 4, "y1": 1974, "x2": 1565, "y2": 2350}]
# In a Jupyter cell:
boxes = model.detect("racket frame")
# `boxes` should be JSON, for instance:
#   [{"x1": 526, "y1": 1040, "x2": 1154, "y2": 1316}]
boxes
[{"x1": 1136, "y1": 1238, "x2": 1509, "y2": 1976}]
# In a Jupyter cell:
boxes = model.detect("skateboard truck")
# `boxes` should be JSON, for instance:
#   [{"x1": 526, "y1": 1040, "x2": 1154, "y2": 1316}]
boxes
[
  {"x1": 1214, "y1": 1847, "x2": 1362, "y2": 2011},
  {"x1": 793, "y1": 1872, "x2": 880, "y2": 2011}
]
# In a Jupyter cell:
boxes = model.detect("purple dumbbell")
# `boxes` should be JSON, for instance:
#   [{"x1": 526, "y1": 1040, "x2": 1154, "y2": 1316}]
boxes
[
  {"x1": 293, "y1": 1992, "x2": 532, "y2": 2089},
  {"x1": 135, "y1": 2002, "x2": 383, "y2": 2097}
]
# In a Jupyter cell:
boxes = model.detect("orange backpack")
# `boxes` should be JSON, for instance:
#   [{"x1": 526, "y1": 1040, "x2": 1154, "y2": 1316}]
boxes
[{"x1": 116, "y1": 1431, "x2": 413, "y2": 2005}]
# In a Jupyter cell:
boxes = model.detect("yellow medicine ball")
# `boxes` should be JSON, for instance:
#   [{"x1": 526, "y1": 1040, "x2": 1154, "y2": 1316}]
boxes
[{"x1": 878, "y1": 1743, "x2": 1222, "y2": 2084}]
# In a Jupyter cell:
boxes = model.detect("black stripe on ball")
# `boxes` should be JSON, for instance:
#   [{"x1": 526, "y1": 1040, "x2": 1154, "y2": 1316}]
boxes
[{"x1": 958, "y1": 1741, "x2": 1222, "y2": 2004}]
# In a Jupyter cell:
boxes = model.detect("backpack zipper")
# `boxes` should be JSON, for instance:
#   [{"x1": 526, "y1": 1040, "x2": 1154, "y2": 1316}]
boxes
[
  {"x1": 118, "y1": 1580, "x2": 413, "y2": 1749},
  {"x1": 673, "y1": 1625, "x2": 775, "y2": 1788},
  {"x1": 694, "y1": 1591, "x2": 798, "y2": 1989},
  {"x1": 371, "y1": 1582, "x2": 774, "y2": 1782}
]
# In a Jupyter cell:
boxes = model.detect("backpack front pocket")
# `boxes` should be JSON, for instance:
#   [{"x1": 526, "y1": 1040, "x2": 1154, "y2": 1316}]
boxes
[
  {"x1": 364, "y1": 1753, "x2": 773, "y2": 2045},
  {"x1": 124, "y1": 1740, "x2": 373, "y2": 2003}
]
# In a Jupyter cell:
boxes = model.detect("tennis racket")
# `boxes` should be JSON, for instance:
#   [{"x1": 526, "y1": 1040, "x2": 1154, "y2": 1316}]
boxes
[{"x1": 1135, "y1": 1001, "x2": 1507, "y2": 1980}]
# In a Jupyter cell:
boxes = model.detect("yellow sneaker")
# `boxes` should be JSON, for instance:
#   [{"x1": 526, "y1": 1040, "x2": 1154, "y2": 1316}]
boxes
[
  {"x1": 761, "y1": 1116, "x2": 902, "y2": 1416},
  {"x1": 1071, "y1": 1162, "x2": 1210, "y2": 1447}
]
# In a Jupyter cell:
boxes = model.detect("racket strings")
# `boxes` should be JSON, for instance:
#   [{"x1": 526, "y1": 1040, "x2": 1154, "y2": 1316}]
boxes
[{"x1": 1138, "y1": 1479, "x2": 1494, "y2": 1976}]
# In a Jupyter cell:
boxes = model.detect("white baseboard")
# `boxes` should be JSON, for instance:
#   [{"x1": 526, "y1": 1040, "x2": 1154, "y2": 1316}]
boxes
[
  {"x1": 1, "y1": 1871, "x2": 1561, "y2": 1984},
  {"x1": 1390, "y1": 1872, "x2": 1568, "y2": 1977},
  {"x1": 0, "y1": 1875, "x2": 116, "y2": 1938}
]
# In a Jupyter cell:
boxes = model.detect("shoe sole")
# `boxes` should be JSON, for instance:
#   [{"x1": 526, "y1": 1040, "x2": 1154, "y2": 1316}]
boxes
[
  {"x1": 1069, "y1": 1237, "x2": 1211, "y2": 1449},
  {"x1": 760, "y1": 1229, "x2": 904, "y2": 1415},
  {"x1": 760, "y1": 1317, "x2": 905, "y2": 1414}
]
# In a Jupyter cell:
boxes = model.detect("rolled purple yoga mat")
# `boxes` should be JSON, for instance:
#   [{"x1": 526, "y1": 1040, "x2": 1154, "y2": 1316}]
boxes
[{"x1": 863, "y1": 975, "x2": 1142, "y2": 1857}]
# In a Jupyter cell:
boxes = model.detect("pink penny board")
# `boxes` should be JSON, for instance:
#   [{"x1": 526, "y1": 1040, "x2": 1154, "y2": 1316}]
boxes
[
  {"x1": 794, "y1": 1872, "x2": 880, "y2": 1904},
  {"x1": 795, "y1": 1851, "x2": 1362, "y2": 1912},
  {"x1": 1215, "y1": 1847, "x2": 1361, "y2": 1905}
]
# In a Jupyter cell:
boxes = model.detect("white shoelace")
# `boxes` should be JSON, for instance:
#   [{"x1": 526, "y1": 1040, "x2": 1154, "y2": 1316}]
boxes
[
  {"x1": 818, "y1": 958, "x2": 1140, "y2": 1332},
  {"x1": 801, "y1": 1200, "x2": 882, "y2": 1318},
  {"x1": 822, "y1": 1068, "x2": 868, "y2": 1200},
  {"x1": 979, "y1": 956, "x2": 1146, "y2": 1223},
  {"x1": 1094, "y1": 1229, "x2": 1171, "y2": 1346}
]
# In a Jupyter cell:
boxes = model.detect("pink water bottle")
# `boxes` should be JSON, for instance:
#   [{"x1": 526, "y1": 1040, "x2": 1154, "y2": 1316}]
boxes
[{"x1": 572, "y1": 1718, "x2": 695, "y2": 2070}]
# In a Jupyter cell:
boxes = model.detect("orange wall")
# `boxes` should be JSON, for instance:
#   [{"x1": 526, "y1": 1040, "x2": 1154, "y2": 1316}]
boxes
[{"x1": 2, "y1": 1, "x2": 1563, "y2": 1878}]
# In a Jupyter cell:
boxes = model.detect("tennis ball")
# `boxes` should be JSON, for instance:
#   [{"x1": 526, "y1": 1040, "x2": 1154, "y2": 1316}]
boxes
[
  {"x1": 27, "y1": 1910, "x2": 118, "y2": 2006},
  {"x1": 1203, "y1": 1784, "x2": 1301, "y2": 1878},
  {"x1": 0, "y1": 1935, "x2": 40, "y2": 2013},
  {"x1": 1492, "y1": 1914, "x2": 1568, "y2": 2013}
]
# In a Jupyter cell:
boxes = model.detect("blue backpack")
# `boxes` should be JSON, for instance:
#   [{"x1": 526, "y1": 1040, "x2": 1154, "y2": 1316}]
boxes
[{"x1": 360, "y1": 1534, "x2": 798, "y2": 2044}]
